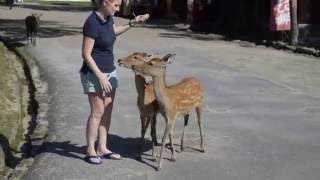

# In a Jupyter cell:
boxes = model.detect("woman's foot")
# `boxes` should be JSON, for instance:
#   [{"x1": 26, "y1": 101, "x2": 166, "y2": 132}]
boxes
[
  {"x1": 85, "y1": 148, "x2": 102, "y2": 164},
  {"x1": 97, "y1": 149, "x2": 122, "y2": 160},
  {"x1": 99, "y1": 152, "x2": 122, "y2": 160},
  {"x1": 84, "y1": 155, "x2": 102, "y2": 164}
]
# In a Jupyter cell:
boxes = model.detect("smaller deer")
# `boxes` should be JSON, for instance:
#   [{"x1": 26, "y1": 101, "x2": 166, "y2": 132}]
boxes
[
  {"x1": 132, "y1": 54, "x2": 205, "y2": 171},
  {"x1": 25, "y1": 13, "x2": 42, "y2": 46},
  {"x1": 118, "y1": 52, "x2": 160, "y2": 151}
]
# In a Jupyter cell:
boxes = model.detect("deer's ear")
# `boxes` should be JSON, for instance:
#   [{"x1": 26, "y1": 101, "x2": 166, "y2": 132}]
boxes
[
  {"x1": 148, "y1": 60, "x2": 155, "y2": 65},
  {"x1": 133, "y1": 52, "x2": 142, "y2": 57},
  {"x1": 162, "y1": 53, "x2": 175, "y2": 64},
  {"x1": 145, "y1": 54, "x2": 153, "y2": 62}
]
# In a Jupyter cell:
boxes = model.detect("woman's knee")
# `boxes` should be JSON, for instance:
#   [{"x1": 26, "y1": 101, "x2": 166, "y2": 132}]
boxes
[
  {"x1": 103, "y1": 90, "x2": 116, "y2": 104},
  {"x1": 89, "y1": 111, "x2": 104, "y2": 121}
]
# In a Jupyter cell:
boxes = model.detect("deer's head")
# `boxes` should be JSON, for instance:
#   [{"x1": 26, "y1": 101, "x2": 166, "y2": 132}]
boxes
[
  {"x1": 118, "y1": 52, "x2": 153, "y2": 69},
  {"x1": 31, "y1": 12, "x2": 43, "y2": 19},
  {"x1": 132, "y1": 54, "x2": 175, "y2": 77}
]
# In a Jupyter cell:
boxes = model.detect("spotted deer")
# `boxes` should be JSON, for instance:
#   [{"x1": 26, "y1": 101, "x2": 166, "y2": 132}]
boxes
[
  {"x1": 132, "y1": 54, "x2": 205, "y2": 171},
  {"x1": 118, "y1": 52, "x2": 160, "y2": 152},
  {"x1": 25, "y1": 13, "x2": 42, "y2": 46}
]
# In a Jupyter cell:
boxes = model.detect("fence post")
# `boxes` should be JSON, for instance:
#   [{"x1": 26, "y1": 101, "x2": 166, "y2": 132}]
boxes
[{"x1": 290, "y1": 0, "x2": 299, "y2": 45}]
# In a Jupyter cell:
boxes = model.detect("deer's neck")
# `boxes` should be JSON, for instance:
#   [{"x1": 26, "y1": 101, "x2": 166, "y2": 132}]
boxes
[
  {"x1": 134, "y1": 73, "x2": 146, "y2": 97},
  {"x1": 152, "y1": 72, "x2": 170, "y2": 108}
]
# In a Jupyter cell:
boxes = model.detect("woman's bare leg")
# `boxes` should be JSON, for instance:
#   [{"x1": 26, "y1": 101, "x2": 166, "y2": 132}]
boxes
[
  {"x1": 86, "y1": 93, "x2": 104, "y2": 156},
  {"x1": 97, "y1": 90, "x2": 116, "y2": 154}
]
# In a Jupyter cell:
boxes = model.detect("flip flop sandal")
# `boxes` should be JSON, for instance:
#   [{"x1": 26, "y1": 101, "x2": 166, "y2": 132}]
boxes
[
  {"x1": 100, "y1": 152, "x2": 122, "y2": 160},
  {"x1": 84, "y1": 155, "x2": 102, "y2": 164}
]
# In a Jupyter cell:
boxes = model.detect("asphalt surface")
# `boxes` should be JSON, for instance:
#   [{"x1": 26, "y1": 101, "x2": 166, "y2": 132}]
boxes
[{"x1": 1, "y1": 4, "x2": 320, "y2": 180}]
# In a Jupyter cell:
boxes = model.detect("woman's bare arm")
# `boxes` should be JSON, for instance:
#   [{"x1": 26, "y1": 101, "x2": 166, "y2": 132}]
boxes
[
  {"x1": 113, "y1": 14, "x2": 149, "y2": 36},
  {"x1": 82, "y1": 36, "x2": 112, "y2": 92}
]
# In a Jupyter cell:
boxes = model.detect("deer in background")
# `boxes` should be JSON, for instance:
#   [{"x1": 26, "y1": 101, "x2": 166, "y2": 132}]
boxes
[
  {"x1": 7, "y1": 0, "x2": 14, "y2": 10},
  {"x1": 118, "y1": 52, "x2": 161, "y2": 153},
  {"x1": 25, "y1": 13, "x2": 42, "y2": 46},
  {"x1": 132, "y1": 54, "x2": 205, "y2": 171}
]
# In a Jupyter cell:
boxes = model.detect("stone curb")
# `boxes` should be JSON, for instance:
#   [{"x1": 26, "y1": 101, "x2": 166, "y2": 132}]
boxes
[{"x1": 3, "y1": 46, "x2": 50, "y2": 179}]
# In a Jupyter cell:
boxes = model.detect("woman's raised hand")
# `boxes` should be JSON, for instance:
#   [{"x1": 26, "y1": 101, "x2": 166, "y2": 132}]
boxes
[
  {"x1": 130, "y1": 13, "x2": 149, "y2": 26},
  {"x1": 135, "y1": 13, "x2": 149, "y2": 22}
]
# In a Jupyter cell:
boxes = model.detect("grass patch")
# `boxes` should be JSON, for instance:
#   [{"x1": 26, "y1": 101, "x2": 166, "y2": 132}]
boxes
[
  {"x1": 0, "y1": 44, "x2": 28, "y2": 151},
  {"x1": 0, "y1": 44, "x2": 19, "y2": 140}
]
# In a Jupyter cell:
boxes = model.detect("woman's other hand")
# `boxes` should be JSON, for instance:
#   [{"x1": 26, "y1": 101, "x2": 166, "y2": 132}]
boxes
[{"x1": 97, "y1": 73, "x2": 112, "y2": 94}]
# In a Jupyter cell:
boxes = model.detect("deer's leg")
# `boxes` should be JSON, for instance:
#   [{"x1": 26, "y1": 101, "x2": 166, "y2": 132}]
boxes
[
  {"x1": 181, "y1": 114, "x2": 189, "y2": 152},
  {"x1": 139, "y1": 114, "x2": 148, "y2": 149},
  {"x1": 157, "y1": 122, "x2": 173, "y2": 171},
  {"x1": 150, "y1": 114, "x2": 157, "y2": 161},
  {"x1": 196, "y1": 106, "x2": 205, "y2": 153},
  {"x1": 31, "y1": 32, "x2": 34, "y2": 45},
  {"x1": 26, "y1": 30, "x2": 29, "y2": 44},
  {"x1": 169, "y1": 123, "x2": 176, "y2": 161},
  {"x1": 33, "y1": 32, "x2": 37, "y2": 46},
  {"x1": 145, "y1": 116, "x2": 151, "y2": 135},
  {"x1": 152, "y1": 131, "x2": 156, "y2": 161},
  {"x1": 150, "y1": 114, "x2": 160, "y2": 146}
]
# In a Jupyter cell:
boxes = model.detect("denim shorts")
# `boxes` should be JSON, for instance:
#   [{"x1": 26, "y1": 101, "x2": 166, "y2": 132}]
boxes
[{"x1": 80, "y1": 70, "x2": 118, "y2": 94}]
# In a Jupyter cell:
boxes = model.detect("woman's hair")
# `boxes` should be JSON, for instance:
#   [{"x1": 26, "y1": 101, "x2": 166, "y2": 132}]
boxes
[
  {"x1": 91, "y1": 0, "x2": 117, "y2": 10},
  {"x1": 91, "y1": 0, "x2": 104, "y2": 10}
]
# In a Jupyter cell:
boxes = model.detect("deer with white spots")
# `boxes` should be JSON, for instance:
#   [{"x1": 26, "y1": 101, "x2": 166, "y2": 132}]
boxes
[{"x1": 132, "y1": 54, "x2": 205, "y2": 171}]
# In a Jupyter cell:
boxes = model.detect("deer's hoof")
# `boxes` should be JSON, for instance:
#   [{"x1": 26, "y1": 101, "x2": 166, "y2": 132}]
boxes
[
  {"x1": 136, "y1": 155, "x2": 142, "y2": 161},
  {"x1": 156, "y1": 166, "x2": 161, "y2": 171},
  {"x1": 170, "y1": 158, "x2": 176, "y2": 162},
  {"x1": 200, "y1": 149, "x2": 205, "y2": 153},
  {"x1": 154, "y1": 141, "x2": 161, "y2": 146}
]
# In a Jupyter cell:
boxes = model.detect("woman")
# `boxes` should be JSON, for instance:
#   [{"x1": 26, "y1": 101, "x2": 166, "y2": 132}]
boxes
[{"x1": 80, "y1": 0, "x2": 149, "y2": 164}]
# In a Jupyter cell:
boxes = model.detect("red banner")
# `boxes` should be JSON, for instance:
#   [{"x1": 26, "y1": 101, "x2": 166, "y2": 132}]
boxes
[{"x1": 270, "y1": 0, "x2": 291, "y2": 31}]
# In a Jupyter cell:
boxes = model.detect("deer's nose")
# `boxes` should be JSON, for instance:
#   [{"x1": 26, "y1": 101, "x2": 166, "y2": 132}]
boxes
[{"x1": 117, "y1": 59, "x2": 122, "y2": 63}]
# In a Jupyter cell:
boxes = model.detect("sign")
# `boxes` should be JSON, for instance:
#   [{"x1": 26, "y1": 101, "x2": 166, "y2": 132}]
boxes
[{"x1": 270, "y1": 0, "x2": 291, "y2": 31}]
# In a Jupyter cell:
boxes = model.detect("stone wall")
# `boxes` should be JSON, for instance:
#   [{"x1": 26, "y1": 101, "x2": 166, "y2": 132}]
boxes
[{"x1": 0, "y1": 42, "x2": 30, "y2": 178}]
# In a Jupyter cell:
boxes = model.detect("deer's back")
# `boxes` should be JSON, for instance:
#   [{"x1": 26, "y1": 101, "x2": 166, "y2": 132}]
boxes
[
  {"x1": 25, "y1": 16, "x2": 39, "y2": 32},
  {"x1": 166, "y1": 77, "x2": 204, "y2": 113}
]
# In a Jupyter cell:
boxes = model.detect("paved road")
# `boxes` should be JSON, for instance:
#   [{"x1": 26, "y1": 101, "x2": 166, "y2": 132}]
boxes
[{"x1": 1, "y1": 5, "x2": 320, "y2": 180}]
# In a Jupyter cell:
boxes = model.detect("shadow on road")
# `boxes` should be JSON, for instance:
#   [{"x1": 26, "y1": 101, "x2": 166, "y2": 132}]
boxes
[
  {"x1": 29, "y1": 134, "x2": 157, "y2": 168},
  {"x1": 159, "y1": 31, "x2": 228, "y2": 41},
  {"x1": 31, "y1": 140, "x2": 85, "y2": 160},
  {"x1": 0, "y1": 18, "x2": 81, "y2": 48},
  {"x1": 0, "y1": 134, "x2": 21, "y2": 169},
  {"x1": 3, "y1": 3, "x2": 92, "y2": 12},
  {"x1": 139, "y1": 18, "x2": 230, "y2": 42},
  {"x1": 108, "y1": 134, "x2": 157, "y2": 169}
]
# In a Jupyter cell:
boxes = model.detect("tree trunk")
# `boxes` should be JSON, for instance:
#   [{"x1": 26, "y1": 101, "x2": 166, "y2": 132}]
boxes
[
  {"x1": 290, "y1": 0, "x2": 299, "y2": 45},
  {"x1": 166, "y1": 0, "x2": 172, "y2": 14}
]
